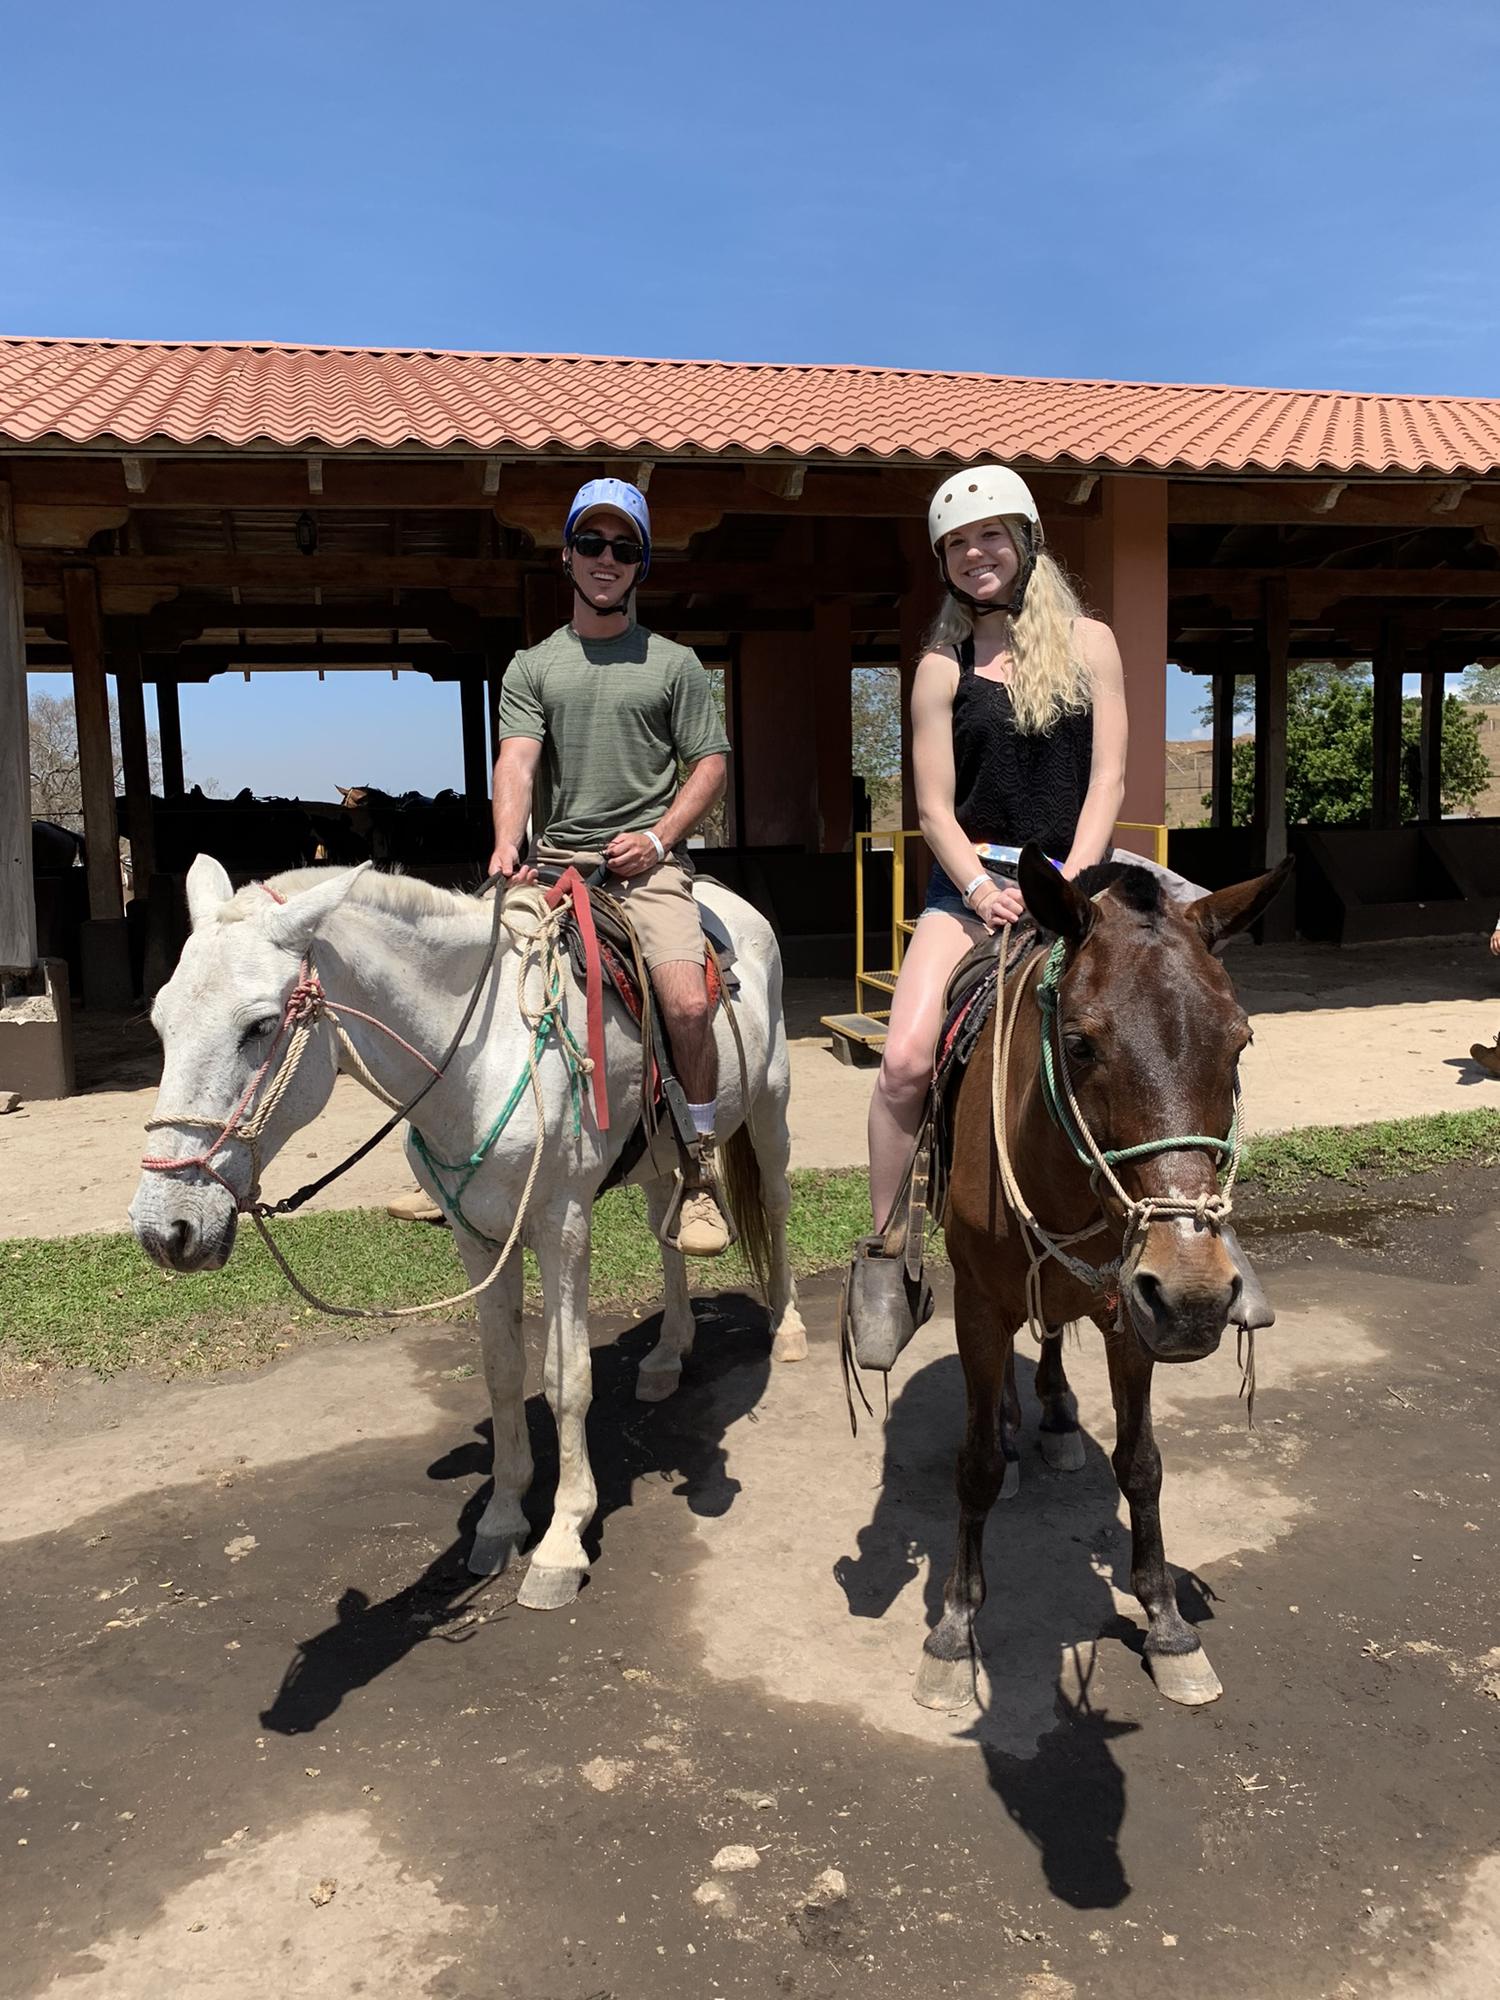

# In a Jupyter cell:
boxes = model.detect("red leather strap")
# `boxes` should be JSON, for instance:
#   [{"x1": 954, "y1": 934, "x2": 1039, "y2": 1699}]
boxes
[{"x1": 545, "y1": 869, "x2": 610, "y2": 1131}]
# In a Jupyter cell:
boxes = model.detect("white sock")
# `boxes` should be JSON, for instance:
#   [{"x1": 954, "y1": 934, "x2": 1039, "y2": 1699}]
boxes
[{"x1": 688, "y1": 1099, "x2": 717, "y2": 1138}]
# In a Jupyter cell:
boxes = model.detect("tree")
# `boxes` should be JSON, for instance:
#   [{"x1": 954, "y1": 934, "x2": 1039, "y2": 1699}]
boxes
[
  {"x1": 851, "y1": 667, "x2": 902, "y2": 828},
  {"x1": 1459, "y1": 663, "x2": 1500, "y2": 705},
  {"x1": 1213, "y1": 679, "x2": 1490, "y2": 825},
  {"x1": 28, "y1": 693, "x2": 163, "y2": 831}
]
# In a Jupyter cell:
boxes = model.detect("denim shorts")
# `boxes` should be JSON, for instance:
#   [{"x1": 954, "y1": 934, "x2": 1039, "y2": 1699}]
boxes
[{"x1": 923, "y1": 862, "x2": 983, "y2": 918}]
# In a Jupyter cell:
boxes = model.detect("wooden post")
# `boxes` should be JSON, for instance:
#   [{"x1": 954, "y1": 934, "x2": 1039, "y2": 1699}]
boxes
[
  {"x1": 1370, "y1": 619, "x2": 1404, "y2": 828},
  {"x1": 1254, "y1": 577, "x2": 1289, "y2": 870},
  {"x1": 0, "y1": 481, "x2": 36, "y2": 973},
  {"x1": 459, "y1": 672, "x2": 488, "y2": 806},
  {"x1": 1210, "y1": 667, "x2": 1237, "y2": 830},
  {"x1": 896, "y1": 519, "x2": 931, "y2": 834},
  {"x1": 114, "y1": 641, "x2": 157, "y2": 894},
  {"x1": 156, "y1": 675, "x2": 185, "y2": 798},
  {"x1": 1418, "y1": 660, "x2": 1445, "y2": 822},
  {"x1": 62, "y1": 566, "x2": 124, "y2": 924},
  {"x1": 1081, "y1": 477, "x2": 1170, "y2": 832},
  {"x1": 812, "y1": 597, "x2": 853, "y2": 853}
]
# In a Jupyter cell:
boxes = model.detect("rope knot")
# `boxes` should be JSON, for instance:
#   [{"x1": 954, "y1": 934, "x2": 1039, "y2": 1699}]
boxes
[{"x1": 285, "y1": 976, "x2": 324, "y2": 1025}]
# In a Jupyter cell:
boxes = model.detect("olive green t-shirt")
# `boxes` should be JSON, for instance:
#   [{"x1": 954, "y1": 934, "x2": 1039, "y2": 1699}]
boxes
[{"x1": 496, "y1": 623, "x2": 731, "y2": 852}]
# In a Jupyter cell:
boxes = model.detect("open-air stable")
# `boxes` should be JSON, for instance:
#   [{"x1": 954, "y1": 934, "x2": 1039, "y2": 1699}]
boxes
[{"x1": 4, "y1": 335, "x2": 1500, "y2": 1091}]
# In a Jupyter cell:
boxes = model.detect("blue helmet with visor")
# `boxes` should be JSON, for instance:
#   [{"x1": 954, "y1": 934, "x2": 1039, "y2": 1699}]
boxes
[{"x1": 563, "y1": 478, "x2": 652, "y2": 579}]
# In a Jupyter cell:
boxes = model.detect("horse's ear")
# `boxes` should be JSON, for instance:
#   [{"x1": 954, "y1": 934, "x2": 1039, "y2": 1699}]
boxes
[
  {"x1": 1018, "y1": 843, "x2": 1093, "y2": 946},
  {"x1": 186, "y1": 854, "x2": 235, "y2": 931},
  {"x1": 261, "y1": 864, "x2": 371, "y2": 954},
  {"x1": 1185, "y1": 857, "x2": 1294, "y2": 948}
]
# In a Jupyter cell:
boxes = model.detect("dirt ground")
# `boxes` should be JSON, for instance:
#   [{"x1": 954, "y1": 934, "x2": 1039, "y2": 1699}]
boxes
[
  {"x1": 4, "y1": 938, "x2": 1500, "y2": 1240},
  {"x1": 3, "y1": 1163, "x2": 1499, "y2": 1998}
]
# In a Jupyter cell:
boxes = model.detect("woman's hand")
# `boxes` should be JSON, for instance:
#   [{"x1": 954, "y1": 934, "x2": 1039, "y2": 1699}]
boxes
[{"x1": 969, "y1": 879, "x2": 1025, "y2": 932}]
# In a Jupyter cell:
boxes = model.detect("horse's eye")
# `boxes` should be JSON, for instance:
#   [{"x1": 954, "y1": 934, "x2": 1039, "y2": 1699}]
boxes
[
  {"x1": 1064, "y1": 1032, "x2": 1097, "y2": 1066},
  {"x1": 240, "y1": 1016, "x2": 278, "y2": 1048}
]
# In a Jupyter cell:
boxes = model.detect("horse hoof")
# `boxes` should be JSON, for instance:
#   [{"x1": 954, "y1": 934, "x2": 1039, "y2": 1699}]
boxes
[
  {"x1": 913, "y1": 1648, "x2": 978, "y2": 1713},
  {"x1": 635, "y1": 1363, "x2": 681, "y2": 1403},
  {"x1": 1149, "y1": 1646, "x2": 1223, "y2": 1706},
  {"x1": 1040, "y1": 1427, "x2": 1086, "y2": 1472},
  {"x1": 1000, "y1": 1457, "x2": 1021, "y2": 1501},
  {"x1": 772, "y1": 1321, "x2": 809, "y2": 1364},
  {"x1": 518, "y1": 1562, "x2": 586, "y2": 1610},
  {"x1": 467, "y1": 1535, "x2": 524, "y2": 1579}
]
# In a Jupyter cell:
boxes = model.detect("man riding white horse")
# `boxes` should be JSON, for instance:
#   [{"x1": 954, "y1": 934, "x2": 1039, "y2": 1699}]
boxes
[{"x1": 487, "y1": 477, "x2": 733, "y2": 1255}]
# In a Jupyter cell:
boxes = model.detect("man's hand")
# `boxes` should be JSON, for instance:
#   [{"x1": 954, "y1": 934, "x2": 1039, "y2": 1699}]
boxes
[
  {"x1": 1490, "y1": 926, "x2": 1500, "y2": 958},
  {"x1": 604, "y1": 830, "x2": 661, "y2": 880},
  {"x1": 969, "y1": 878, "x2": 1025, "y2": 933},
  {"x1": 488, "y1": 839, "x2": 536, "y2": 887}
]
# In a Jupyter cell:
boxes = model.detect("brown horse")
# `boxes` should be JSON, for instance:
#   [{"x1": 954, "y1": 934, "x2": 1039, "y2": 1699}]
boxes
[{"x1": 917, "y1": 845, "x2": 1292, "y2": 1715}]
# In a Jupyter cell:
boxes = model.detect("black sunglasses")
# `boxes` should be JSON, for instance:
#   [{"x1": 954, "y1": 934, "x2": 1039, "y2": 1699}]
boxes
[{"x1": 570, "y1": 530, "x2": 644, "y2": 565}]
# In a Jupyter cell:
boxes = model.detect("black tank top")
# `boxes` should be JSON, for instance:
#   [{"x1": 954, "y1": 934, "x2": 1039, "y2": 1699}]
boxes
[{"x1": 950, "y1": 635, "x2": 1093, "y2": 859}]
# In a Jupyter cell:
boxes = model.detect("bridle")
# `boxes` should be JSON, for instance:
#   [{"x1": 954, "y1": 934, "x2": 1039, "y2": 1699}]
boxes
[
  {"x1": 990, "y1": 924, "x2": 1244, "y2": 1342},
  {"x1": 137, "y1": 868, "x2": 605, "y2": 1320}
]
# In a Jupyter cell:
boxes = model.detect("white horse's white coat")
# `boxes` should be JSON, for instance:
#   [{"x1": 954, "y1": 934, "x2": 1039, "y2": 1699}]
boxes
[{"x1": 129, "y1": 857, "x2": 806, "y2": 1606}]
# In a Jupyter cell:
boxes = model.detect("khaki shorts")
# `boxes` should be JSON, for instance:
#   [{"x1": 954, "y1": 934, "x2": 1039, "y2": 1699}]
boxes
[{"x1": 535, "y1": 842, "x2": 704, "y2": 971}]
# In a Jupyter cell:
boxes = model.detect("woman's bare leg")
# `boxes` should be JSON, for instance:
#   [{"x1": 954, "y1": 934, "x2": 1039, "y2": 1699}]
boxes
[{"x1": 866, "y1": 906, "x2": 985, "y2": 1232}]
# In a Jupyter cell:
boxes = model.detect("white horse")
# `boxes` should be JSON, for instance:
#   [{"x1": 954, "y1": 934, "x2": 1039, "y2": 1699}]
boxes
[{"x1": 129, "y1": 856, "x2": 807, "y2": 1609}]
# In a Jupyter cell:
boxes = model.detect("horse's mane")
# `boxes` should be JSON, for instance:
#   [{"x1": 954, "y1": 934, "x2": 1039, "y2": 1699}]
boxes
[
  {"x1": 1073, "y1": 859, "x2": 1165, "y2": 920},
  {"x1": 216, "y1": 866, "x2": 478, "y2": 924}
]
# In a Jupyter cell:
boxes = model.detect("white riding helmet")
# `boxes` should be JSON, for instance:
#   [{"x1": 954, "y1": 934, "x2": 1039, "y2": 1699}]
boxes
[{"x1": 927, "y1": 464, "x2": 1043, "y2": 617}]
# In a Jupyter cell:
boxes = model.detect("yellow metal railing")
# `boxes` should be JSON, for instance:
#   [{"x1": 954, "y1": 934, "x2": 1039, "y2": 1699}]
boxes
[
  {"x1": 1115, "y1": 821, "x2": 1170, "y2": 866},
  {"x1": 841, "y1": 821, "x2": 1171, "y2": 1036}
]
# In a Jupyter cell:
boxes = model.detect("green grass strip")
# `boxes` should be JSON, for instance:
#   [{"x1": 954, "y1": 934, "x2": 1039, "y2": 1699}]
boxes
[{"x1": 4, "y1": 1110, "x2": 1498, "y2": 1379}]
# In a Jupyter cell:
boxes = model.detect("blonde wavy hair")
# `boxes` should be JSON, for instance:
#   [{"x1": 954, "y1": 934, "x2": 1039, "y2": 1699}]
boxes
[{"x1": 924, "y1": 529, "x2": 1092, "y2": 735}]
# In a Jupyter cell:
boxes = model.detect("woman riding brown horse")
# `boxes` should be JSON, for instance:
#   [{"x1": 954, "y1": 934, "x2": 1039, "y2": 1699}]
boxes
[{"x1": 915, "y1": 843, "x2": 1291, "y2": 1715}]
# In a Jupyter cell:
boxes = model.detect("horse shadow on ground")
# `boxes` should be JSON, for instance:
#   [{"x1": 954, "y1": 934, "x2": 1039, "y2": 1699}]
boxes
[
  {"x1": 259, "y1": 1292, "x2": 771, "y2": 1737},
  {"x1": 833, "y1": 1349, "x2": 1216, "y2": 1911},
  {"x1": 1442, "y1": 1053, "x2": 1500, "y2": 1087}
]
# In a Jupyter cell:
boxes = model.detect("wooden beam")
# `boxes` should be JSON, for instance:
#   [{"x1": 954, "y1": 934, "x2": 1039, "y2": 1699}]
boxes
[
  {"x1": 1169, "y1": 480, "x2": 1500, "y2": 530},
  {"x1": 1254, "y1": 577, "x2": 1289, "y2": 871},
  {"x1": 1173, "y1": 566, "x2": 1500, "y2": 608},
  {"x1": 62, "y1": 566, "x2": 124, "y2": 923},
  {"x1": 156, "y1": 677, "x2": 185, "y2": 798},
  {"x1": 306, "y1": 457, "x2": 324, "y2": 495},
  {"x1": 121, "y1": 457, "x2": 151, "y2": 495},
  {"x1": 481, "y1": 457, "x2": 504, "y2": 497},
  {"x1": 634, "y1": 461, "x2": 654, "y2": 492},
  {"x1": 1418, "y1": 663, "x2": 1445, "y2": 820},
  {"x1": 748, "y1": 462, "x2": 808, "y2": 500},
  {"x1": 1063, "y1": 473, "x2": 1099, "y2": 506},
  {"x1": 13, "y1": 503, "x2": 130, "y2": 549},
  {"x1": 1431, "y1": 483, "x2": 1469, "y2": 513},
  {"x1": 1210, "y1": 667, "x2": 1237, "y2": 831},
  {"x1": 1310, "y1": 482, "x2": 1348, "y2": 513},
  {"x1": 1370, "y1": 619, "x2": 1406, "y2": 830},
  {"x1": 113, "y1": 644, "x2": 157, "y2": 891},
  {"x1": 0, "y1": 482, "x2": 37, "y2": 971},
  {"x1": 459, "y1": 675, "x2": 489, "y2": 808}
]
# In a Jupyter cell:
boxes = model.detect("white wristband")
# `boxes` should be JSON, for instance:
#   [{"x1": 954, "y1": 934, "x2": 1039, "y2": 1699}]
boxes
[
  {"x1": 645, "y1": 830, "x2": 666, "y2": 863},
  {"x1": 961, "y1": 872, "x2": 989, "y2": 907}
]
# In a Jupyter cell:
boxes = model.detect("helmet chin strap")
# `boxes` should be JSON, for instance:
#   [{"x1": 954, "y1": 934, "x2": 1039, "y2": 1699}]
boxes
[
  {"x1": 565, "y1": 554, "x2": 633, "y2": 624},
  {"x1": 942, "y1": 529, "x2": 1039, "y2": 621}
]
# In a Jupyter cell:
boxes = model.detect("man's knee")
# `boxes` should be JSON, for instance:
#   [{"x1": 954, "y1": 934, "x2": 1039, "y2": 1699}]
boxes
[{"x1": 652, "y1": 962, "x2": 711, "y2": 1034}]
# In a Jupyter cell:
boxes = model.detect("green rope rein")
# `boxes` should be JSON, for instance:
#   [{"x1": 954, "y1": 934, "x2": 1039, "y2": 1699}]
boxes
[
  {"x1": 409, "y1": 941, "x2": 593, "y2": 1250},
  {"x1": 1035, "y1": 937, "x2": 1238, "y2": 1174}
]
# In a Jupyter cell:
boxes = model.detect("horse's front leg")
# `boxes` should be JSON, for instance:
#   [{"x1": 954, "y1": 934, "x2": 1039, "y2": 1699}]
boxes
[
  {"x1": 454, "y1": 1237, "x2": 532, "y2": 1578},
  {"x1": 1101, "y1": 1316, "x2": 1223, "y2": 1706},
  {"x1": 748, "y1": 1050, "x2": 808, "y2": 1363},
  {"x1": 518, "y1": 1195, "x2": 597, "y2": 1610},
  {"x1": 914, "y1": 1277, "x2": 1014, "y2": 1712},
  {"x1": 1036, "y1": 1326, "x2": 1086, "y2": 1471},
  {"x1": 637, "y1": 1172, "x2": 697, "y2": 1402}
]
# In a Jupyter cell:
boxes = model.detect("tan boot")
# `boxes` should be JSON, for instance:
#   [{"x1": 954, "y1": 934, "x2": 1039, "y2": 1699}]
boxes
[
  {"x1": 669, "y1": 1140, "x2": 732, "y2": 1258},
  {"x1": 386, "y1": 1187, "x2": 446, "y2": 1225},
  {"x1": 1470, "y1": 1041, "x2": 1500, "y2": 1079}
]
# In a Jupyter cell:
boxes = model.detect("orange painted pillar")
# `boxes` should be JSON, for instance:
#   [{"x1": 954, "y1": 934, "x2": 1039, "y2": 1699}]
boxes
[
  {"x1": 1079, "y1": 477, "x2": 1168, "y2": 837},
  {"x1": 737, "y1": 630, "x2": 819, "y2": 848},
  {"x1": 812, "y1": 599, "x2": 853, "y2": 853},
  {"x1": 896, "y1": 519, "x2": 936, "y2": 834}
]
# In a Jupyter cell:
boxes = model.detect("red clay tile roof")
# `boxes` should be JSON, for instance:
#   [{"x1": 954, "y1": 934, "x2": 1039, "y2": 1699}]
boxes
[{"x1": 2, "y1": 336, "x2": 1500, "y2": 477}]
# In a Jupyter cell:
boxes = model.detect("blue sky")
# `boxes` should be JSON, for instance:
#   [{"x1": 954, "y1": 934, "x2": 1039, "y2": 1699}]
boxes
[{"x1": 10, "y1": 0, "x2": 1500, "y2": 784}]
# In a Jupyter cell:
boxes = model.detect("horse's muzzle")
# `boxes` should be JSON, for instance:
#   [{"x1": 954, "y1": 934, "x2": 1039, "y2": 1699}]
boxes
[
  {"x1": 1124, "y1": 1232, "x2": 1243, "y2": 1361},
  {"x1": 130, "y1": 1181, "x2": 240, "y2": 1272}
]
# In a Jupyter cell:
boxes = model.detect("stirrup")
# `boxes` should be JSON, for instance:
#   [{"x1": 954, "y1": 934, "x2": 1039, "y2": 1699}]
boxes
[
  {"x1": 842, "y1": 1234, "x2": 933, "y2": 1373},
  {"x1": 657, "y1": 1154, "x2": 738, "y2": 1256}
]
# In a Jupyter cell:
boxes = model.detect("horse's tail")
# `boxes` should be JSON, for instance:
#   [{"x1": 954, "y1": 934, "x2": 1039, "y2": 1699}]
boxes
[{"x1": 722, "y1": 1123, "x2": 772, "y2": 1302}]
